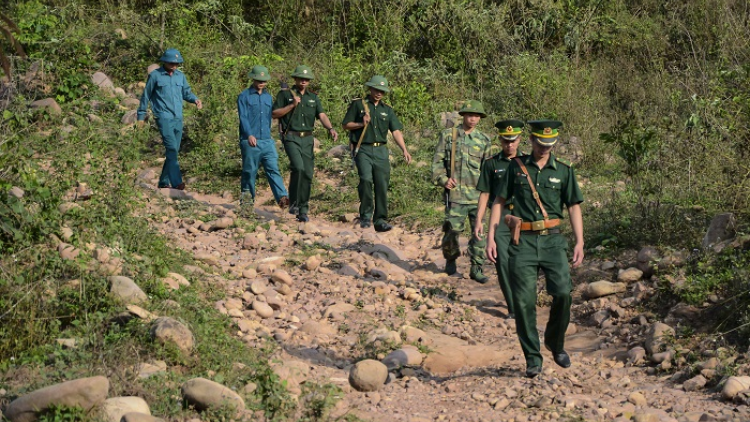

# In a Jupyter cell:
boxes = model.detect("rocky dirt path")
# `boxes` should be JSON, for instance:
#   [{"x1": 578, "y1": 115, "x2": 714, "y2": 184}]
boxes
[{"x1": 137, "y1": 167, "x2": 750, "y2": 422}]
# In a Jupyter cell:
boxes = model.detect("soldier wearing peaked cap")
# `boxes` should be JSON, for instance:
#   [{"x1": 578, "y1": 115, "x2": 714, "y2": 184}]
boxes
[
  {"x1": 473, "y1": 119, "x2": 526, "y2": 318},
  {"x1": 431, "y1": 100, "x2": 492, "y2": 283},
  {"x1": 342, "y1": 75, "x2": 412, "y2": 232},
  {"x1": 486, "y1": 120, "x2": 584, "y2": 379},
  {"x1": 137, "y1": 48, "x2": 203, "y2": 190},
  {"x1": 272, "y1": 65, "x2": 338, "y2": 222}
]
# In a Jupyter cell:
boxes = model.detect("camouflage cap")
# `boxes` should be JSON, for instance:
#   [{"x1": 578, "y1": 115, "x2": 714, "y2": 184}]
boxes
[
  {"x1": 248, "y1": 65, "x2": 271, "y2": 82},
  {"x1": 495, "y1": 119, "x2": 525, "y2": 141},
  {"x1": 458, "y1": 100, "x2": 487, "y2": 118},
  {"x1": 528, "y1": 120, "x2": 563, "y2": 146},
  {"x1": 365, "y1": 75, "x2": 390, "y2": 93},
  {"x1": 291, "y1": 65, "x2": 314, "y2": 80},
  {"x1": 160, "y1": 48, "x2": 184, "y2": 64}
]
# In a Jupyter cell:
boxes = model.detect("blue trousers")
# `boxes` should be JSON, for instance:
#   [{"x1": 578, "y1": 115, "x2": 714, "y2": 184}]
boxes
[
  {"x1": 239, "y1": 138, "x2": 288, "y2": 201},
  {"x1": 157, "y1": 117, "x2": 183, "y2": 187}
]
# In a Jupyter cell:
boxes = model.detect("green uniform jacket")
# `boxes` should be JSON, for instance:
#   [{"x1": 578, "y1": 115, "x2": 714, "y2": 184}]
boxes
[
  {"x1": 431, "y1": 127, "x2": 491, "y2": 205},
  {"x1": 476, "y1": 152, "x2": 526, "y2": 233},
  {"x1": 495, "y1": 153, "x2": 584, "y2": 221},
  {"x1": 273, "y1": 88, "x2": 324, "y2": 132},
  {"x1": 342, "y1": 97, "x2": 404, "y2": 144}
]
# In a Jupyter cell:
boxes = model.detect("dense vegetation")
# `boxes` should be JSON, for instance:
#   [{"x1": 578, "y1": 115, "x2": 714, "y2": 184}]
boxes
[{"x1": 2, "y1": 0, "x2": 750, "y2": 418}]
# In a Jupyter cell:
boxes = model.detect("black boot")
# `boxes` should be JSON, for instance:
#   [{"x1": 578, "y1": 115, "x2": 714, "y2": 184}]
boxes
[
  {"x1": 470, "y1": 265, "x2": 489, "y2": 284},
  {"x1": 445, "y1": 259, "x2": 457, "y2": 275}
]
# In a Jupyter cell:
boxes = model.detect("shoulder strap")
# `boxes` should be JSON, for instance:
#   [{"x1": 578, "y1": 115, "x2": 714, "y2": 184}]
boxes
[
  {"x1": 514, "y1": 157, "x2": 549, "y2": 221},
  {"x1": 352, "y1": 98, "x2": 370, "y2": 156},
  {"x1": 449, "y1": 127, "x2": 457, "y2": 178}
]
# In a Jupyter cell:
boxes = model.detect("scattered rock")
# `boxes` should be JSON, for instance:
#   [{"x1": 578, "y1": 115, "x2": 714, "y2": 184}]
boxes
[
  {"x1": 91, "y1": 72, "x2": 114, "y2": 92},
  {"x1": 271, "y1": 270, "x2": 293, "y2": 285},
  {"x1": 644, "y1": 322, "x2": 675, "y2": 355},
  {"x1": 349, "y1": 360, "x2": 388, "y2": 392},
  {"x1": 628, "y1": 391, "x2": 647, "y2": 407},
  {"x1": 702, "y1": 213, "x2": 736, "y2": 249},
  {"x1": 252, "y1": 301, "x2": 274, "y2": 319},
  {"x1": 109, "y1": 276, "x2": 148, "y2": 304},
  {"x1": 683, "y1": 375, "x2": 707, "y2": 391},
  {"x1": 57, "y1": 242, "x2": 81, "y2": 260},
  {"x1": 102, "y1": 397, "x2": 150, "y2": 422},
  {"x1": 303, "y1": 255, "x2": 321, "y2": 271},
  {"x1": 382, "y1": 348, "x2": 423, "y2": 369},
  {"x1": 9, "y1": 186, "x2": 24, "y2": 198},
  {"x1": 721, "y1": 376, "x2": 750, "y2": 400},
  {"x1": 181, "y1": 378, "x2": 245, "y2": 412},
  {"x1": 210, "y1": 217, "x2": 234, "y2": 231},
  {"x1": 586, "y1": 280, "x2": 626, "y2": 299},
  {"x1": 122, "y1": 110, "x2": 138, "y2": 125},
  {"x1": 150, "y1": 317, "x2": 194, "y2": 352},
  {"x1": 327, "y1": 144, "x2": 350, "y2": 158},
  {"x1": 617, "y1": 267, "x2": 643, "y2": 283},
  {"x1": 5, "y1": 376, "x2": 109, "y2": 422},
  {"x1": 30, "y1": 98, "x2": 62, "y2": 115},
  {"x1": 121, "y1": 413, "x2": 165, "y2": 422}
]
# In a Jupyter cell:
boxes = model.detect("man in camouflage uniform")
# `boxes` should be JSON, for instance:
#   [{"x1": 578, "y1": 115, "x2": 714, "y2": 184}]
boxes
[
  {"x1": 473, "y1": 119, "x2": 525, "y2": 318},
  {"x1": 486, "y1": 120, "x2": 584, "y2": 378},
  {"x1": 431, "y1": 100, "x2": 492, "y2": 283}
]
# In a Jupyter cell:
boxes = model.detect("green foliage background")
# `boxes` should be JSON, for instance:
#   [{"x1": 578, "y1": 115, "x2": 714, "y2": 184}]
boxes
[{"x1": 2, "y1": 0, "x2": 750, "y2": 417}]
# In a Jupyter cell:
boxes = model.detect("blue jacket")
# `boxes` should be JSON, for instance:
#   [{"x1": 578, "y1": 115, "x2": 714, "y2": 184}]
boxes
[
  {"x1": 137, "y1": 67, "x2": 198, "y2": 121},
  {"x1": 237, "y1": 87, "x2": 273, "y2": 141}
]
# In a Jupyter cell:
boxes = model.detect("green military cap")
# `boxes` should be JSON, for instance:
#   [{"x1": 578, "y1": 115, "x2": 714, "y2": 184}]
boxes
[
  {"x1": 495, "y1": 119, "x2": 525, "y2": 140},
  {"x1": 458, "y1": 100, "x2": 487, "y2": 118},
  {"x1": 528, "y1": 119, "x2": 563, "y2": 146},
  {"x1": 365, "y1": 75, "x2": 390, "y2": 93},
  {"x1": 160, "y1": 48, "x2": 184, "y2": 64},
  {"x1": 248, "y1": 65, "x2": 271, "y2": 81},
  {"x1": 291, "y1": 65, "x2": 314, "y2": 79}
]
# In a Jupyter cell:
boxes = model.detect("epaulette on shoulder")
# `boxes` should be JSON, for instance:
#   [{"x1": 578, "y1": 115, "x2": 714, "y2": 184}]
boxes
[
  {"x1": 555, "y1": 156, "x2": 572, "y2": 167},
  {"x1": 490, "y1": 151, "x2": 503, "y2": 159}
]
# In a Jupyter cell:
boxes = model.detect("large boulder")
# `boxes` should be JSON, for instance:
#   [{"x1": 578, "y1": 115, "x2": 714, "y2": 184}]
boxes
[
  {"x1": 30, "y1": 98, "x2": 62, "y2": 115},
  {"x1": 181, "y1": 378, "x2": 245, "y2": 412},
  {"x1": 585, "y1": 280, "x2": 626, "y2": 299},
  {"x1": 91, "y1": 72, "x2": 114, "y2": 92},
  {"x1": 348, "y1": 360, "x2": 388, "y2": 392},
  {"x1": 5, "y1": 376, "x2": 109, "y2": 422},
  {"x1": 721, "y1": 376, "x2": 750, "y2": 401}
]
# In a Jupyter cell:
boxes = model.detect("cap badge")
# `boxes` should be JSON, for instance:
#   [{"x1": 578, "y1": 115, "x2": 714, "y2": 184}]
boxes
[
  {"x1": 380, "y1": 81, "x2": 384, "y2": 85},
  {"x1": 303, "y1": 69, "x2": 308, "y2": 73},
  {"x1": 544, "y1": 127, "x2": 552, "y2": 135},
  {"x1": 175, "y1": 54, "x2": 179, "y2": 58},
  {"x1": 260, "y1": 72, "x2": 265, "y2": 76},
  {"x1": 506, "y1": 125, "x2": 514, "y2": 133}
]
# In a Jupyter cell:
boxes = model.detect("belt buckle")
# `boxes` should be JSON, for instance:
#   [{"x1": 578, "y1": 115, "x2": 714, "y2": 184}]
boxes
[
  {"x1": 531, "y1": 220, "x2": 545, "y2": 231},
  {"x1": 300, "y1": 131, "x2": 308, "y2": 137},
  {"x1": 539, "y1": 229, "x2": 549, "y2": 235}
]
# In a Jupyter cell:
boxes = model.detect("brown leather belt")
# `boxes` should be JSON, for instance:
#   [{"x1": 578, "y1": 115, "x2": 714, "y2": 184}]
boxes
[
  {"x1": 520, "y1": 219, "x2": 560, "y2": 231},
  {"x1": 521, "y1": 228, "x2": 561, "y2": 236},
  {"x1": 286, "y1": 130, "x2": 312, "y2": 137}
]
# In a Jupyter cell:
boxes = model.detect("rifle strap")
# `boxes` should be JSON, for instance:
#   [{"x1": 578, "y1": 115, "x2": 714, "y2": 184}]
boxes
[
  {"x1": 449, "y1": 127, "x2": 457, "y2": 179},
  {"x1": 282, "y1": 88, "x2": 301, "y2": 139},
  {"x1": 514, "y1": 157, "x2": 549, "y2": 221}
]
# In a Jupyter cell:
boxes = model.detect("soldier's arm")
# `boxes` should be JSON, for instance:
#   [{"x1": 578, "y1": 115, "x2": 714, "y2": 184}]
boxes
[
  {"x1": 568, "y1": 203, "x2": 584, "y2": 267},
  {"x1": 430, "y1": 131, "x2": 449, "y2": 187},
  {"x1": 137, "y1": 73, "x2": 156, "y2": 121},
  {"x1": 181, "y1": 74, "x2": 199, "y2": 104},
  {"x1": 486, "y1": 196, "x2": 506, "y2": 263},
  {"x1": 474, "y1": 192, "x2": 490, "y2": 239},
  {"x1": 272, "y1": 91, "x2": 294, "y2": 118},
  {"x1": 317, "y1": 113, "x2": 338, "y2": 141},
  {"x1": 342, "y1": 102, "x2": 363, "y2": 131},
  {"x1": 391, "y1": 130, "x2": 412, "y2": 164}
]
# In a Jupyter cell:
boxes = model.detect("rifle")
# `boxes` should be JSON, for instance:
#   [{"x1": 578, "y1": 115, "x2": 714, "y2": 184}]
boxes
[
  {"x1": 280, "y1": 82, "x2": 300, "y2": 141},
  {"x1": 445, "y1": 127, "x2": 457, "y2": 211}
]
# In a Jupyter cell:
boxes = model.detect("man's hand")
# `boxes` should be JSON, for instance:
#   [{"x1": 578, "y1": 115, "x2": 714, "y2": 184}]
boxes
[
  {"x1": 293, "y1": 96, "x2": 301, "y2": 106},
  {"x1": 402, "y1": 150, "x2": 412, "y2": 164},
  {"x1": 486, "y1": 240, "x2": 497, "y2": 263},
  {"x1": 473, "y1": 221, "x2": 484, "y2": 240},
  {"x1": 248, "y1": 135, "x2": 257, "y2": 147},
  {"x1": 571, "y1": 243, "x2": 584, "y2": 268},
  {"x1": 363, "y1": 113, "x2": 371, "y2": 126},
  {"x1": 195, "y1": 99, "x2": 203, "y2": 110},
  {"x1": 329, "y1": 129, "x2": 339, "y2": 142},
  {"x1": 444, "y1": 178, "x2": 457, "y2": 189}
]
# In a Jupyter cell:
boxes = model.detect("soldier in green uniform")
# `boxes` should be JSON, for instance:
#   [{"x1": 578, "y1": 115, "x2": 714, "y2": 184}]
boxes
[
  {"x1": 273, "y1": 65, "x2": 338, "y2": 222},
  {"x1": 342, "y1": 75, "x2": 412, "y2": 232},
  {"x1": 431, "y1": 100, "x2": 492, "y2": 282},
  {"x1": 473, "y1": 120, "x2": 525, "y2": 318},
  {"x1": 486, "y1": 120, "x2": 584, "y2": 378}
]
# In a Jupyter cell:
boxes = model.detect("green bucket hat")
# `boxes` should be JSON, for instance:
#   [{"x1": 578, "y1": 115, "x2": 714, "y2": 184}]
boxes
[
  {"x1": 495, "y1": 119, "x2": 525, "y2": 141},
  {"x1": 160, "y1": 48, "x2": 184, "y2": 64},
  {"x1": 365, "y1": 75, "x2": 390, "y2": 93},
  {"x1": 528, "y1": 120, "x2": 563, "y2": 146},
  {"x1": 458, "y1": 100, "x2": 487, "y2": 118},
  {"x1": 248, "y1": 65, "x2": 271, "y2": 82},
  {"x1": 291, "y1": 65, "x2": 314, "y2": 80}
]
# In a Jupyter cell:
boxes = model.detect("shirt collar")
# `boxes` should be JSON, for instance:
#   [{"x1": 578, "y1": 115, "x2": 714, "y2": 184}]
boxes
[{"x1": 523, "y1": 153, "x2": 557, "y2": 170}]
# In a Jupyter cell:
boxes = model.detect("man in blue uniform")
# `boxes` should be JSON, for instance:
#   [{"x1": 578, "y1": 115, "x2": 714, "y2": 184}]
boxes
[
  {"x1": 137, "y1": 48, "x2": 203, "y2": 190},
  {"x1": 237, "y1": 65, "x2": 289, "y2": 213}
]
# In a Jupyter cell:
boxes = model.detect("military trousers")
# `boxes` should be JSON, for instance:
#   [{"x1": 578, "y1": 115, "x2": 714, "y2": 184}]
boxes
[
  {"x1": 156, "y1": 117, "x2": 184, "y2": 188},
  {"x1": 509, "y1": 233, "x2": 572, "y2": 368},
  {"x1": 493, "y1": 230, "x2": 515, "y2": 316},
  {"x1": 239, "y1": 138, "x2": 288, "y2": 202},
  {"x1": 283, "y1": 134, "x2": 315, "y2": 215},
  {"x1": 354, "y1": 144, "x2": 390, "y2": 226},
  {"x1": 441, "y1": 203, "x2": 485, "y2": 266}
]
